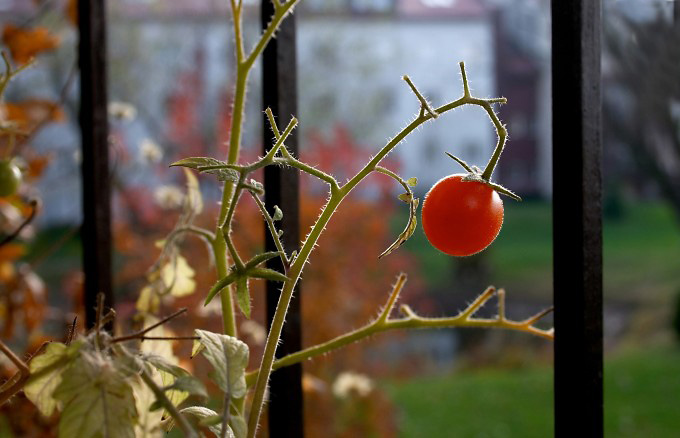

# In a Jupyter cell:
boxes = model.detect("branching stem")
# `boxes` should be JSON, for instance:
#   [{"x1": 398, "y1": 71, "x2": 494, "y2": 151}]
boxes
[
  {"x1": 246, "y1": 61, "x2": 519, "y2": 437},
  {"x1": 245, "y1": 278, "x2": 553, "y2": 387}
]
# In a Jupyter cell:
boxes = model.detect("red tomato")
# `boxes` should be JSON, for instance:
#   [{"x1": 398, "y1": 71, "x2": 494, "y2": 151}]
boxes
[{"x1": 421, "y1": 174, "x2": 503, "y2": 256}]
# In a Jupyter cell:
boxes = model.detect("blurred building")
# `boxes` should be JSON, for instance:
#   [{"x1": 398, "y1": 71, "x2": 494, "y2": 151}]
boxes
[{"x1": 2, "y1": 0, "x2": 560, "y2": 224}]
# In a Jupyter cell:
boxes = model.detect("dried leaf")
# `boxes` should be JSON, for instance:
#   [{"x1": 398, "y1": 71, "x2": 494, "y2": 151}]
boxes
[{"x1": 379, "y1": 197, "x2": 419, "y2": 258}]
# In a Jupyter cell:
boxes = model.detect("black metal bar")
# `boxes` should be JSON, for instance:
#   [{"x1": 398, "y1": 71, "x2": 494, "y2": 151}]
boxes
[
  {"x1": 78, "y1": 0, "x2": 113, "y2": 329},
  {"x1": 551, "y1": 1, "x2": 603, "y2": 437},
  {"x1": 262, "y1": 1, "x2": 303, "y2": 437}
]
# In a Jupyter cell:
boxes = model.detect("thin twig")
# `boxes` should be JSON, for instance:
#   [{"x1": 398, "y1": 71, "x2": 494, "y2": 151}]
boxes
[
  {"x1": 112, "y1": 336, "x2": 199, "y2": 343},
  {"x1": 377, "y1": 273, "x2": 407, "y2": 323},
  {"x1": 110, "y1": 308, "x2": 188, "y2": 343},
  {"x1": 0, "y1": 339, "x2": 29, "y2": 406},
  {"x1": 95, "y1": 293, "x2": 105, "y2": 349},
  {"x1": 250, "y1": 193, "x2": 288, "y2": 269},
  {"x1": 0, "y1": 199, "x2": 39, "y2": 247},
  {"x1": 17, "y1": 58, "x2": 78, "y2": 151},
  {"x1": 66, "y1": 316, "x2": 77, "y2": 345},
  {"x1": 403, "y1": 75, "x2": 438, "y2": 118}
]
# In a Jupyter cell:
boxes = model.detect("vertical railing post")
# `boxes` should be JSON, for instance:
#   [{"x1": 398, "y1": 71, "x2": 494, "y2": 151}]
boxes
[
  {"x1": 551, "y1": 1, "x2": 603, "y2": 437},
  {"x1": 262, "y1": 1, "x2": 303, "y2": 437},
  {"x1": 78, "y1": 0, "x2": 113, "y2": 328}
]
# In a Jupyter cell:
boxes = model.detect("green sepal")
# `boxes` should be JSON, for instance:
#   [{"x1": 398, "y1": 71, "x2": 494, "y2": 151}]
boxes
[
  {"x1": 247, "y1": 267, "x2": 289, "y2": 283},
  {"x1": 170, "y1": 157, "x2": 240, "y2": 183},
  {"x1": 204, "y1": 271, "x2": 239, "y2": 306},
  {"x1": 244, "y1": 251, "x2": 282, "y2": 270},
  {"x1": 236, "y1": 276, "x2": 251, "y2": 319}
]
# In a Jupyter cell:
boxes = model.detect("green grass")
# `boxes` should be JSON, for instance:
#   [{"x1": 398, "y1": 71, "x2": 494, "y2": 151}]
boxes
[
  {"x1": 401, "y1": 200, "x2": 680, "y2": 302},
  {"x1": 386, "y1": 346, "x2": 680, "y2": 438}
]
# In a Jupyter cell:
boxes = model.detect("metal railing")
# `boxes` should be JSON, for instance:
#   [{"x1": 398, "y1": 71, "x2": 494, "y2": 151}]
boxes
[{"x1": 78, "y1": 1, "x2": 604, "y2": 436}]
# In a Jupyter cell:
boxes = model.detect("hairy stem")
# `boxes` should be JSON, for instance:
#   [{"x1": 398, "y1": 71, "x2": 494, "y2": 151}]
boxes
[
  {"x1": 247, "y1": 192, "x2": 343, "y2": 436},
  {"x1": 245, "y1": 284, "x2": 553, "y2": 387},
  {"x1": 140, "y1": 370, "x2": 198, "y2": 438},
  {"x1": 247, "y1": 78, "x2": 512, "y2": 435}
]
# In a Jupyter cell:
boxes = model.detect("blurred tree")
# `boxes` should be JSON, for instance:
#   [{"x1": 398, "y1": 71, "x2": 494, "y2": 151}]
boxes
[{"x1": 604, "y1": 11, "x2": 680, "y2": 223}]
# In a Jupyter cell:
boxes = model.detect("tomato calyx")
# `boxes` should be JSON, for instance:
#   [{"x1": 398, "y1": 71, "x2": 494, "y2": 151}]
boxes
[{"x1": 445, "y1": 151, "x2": 521, "y2": 201}]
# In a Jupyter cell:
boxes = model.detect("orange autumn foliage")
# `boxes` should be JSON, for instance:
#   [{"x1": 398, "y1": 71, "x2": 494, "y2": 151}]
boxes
[
  {"x1": 2, "y1": 24, "x2": 60, "y2": 65},
  {"x1": 1, "y1": 100, "x2": 66, "y2": 132}
]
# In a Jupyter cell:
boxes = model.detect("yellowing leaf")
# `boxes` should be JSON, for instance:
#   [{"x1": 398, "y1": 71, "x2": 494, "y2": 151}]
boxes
[
  {"x1": 136, "y1": 286, "x2": 160, "y2": 313},
  {"x1": 24, "y1": 341, "x2": 81, "y2": 417},
  {"x1": 53, "y1": 351, "x2": 137, "y2": 438},
  {"x1": 138, "y1": 316, "x2": 189, "y2": 411},
  {"x1": 131, "y1": 375, "x2": 163, "y2": 438},
  {"x1": 161, "y1": 255, "x2": 196, "y2": 297},
  {"x1": 194, "y1": 330, "x2": 249, "y2": 398},
  {"x1": 379, "y1": 196, "x2": 420, "y2": 258},
  {"x1": 184, "y1": 168, "x2": 203, "y2": 215}
]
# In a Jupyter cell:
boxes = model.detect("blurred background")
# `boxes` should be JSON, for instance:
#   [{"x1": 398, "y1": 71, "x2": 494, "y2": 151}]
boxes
[{"x1": 0, "y1": 0, "x2": 679, "y2": 436}]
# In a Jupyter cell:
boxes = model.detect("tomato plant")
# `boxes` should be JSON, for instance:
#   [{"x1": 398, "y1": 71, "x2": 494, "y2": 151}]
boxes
[
  {"x1": 422, "y1": 174, "x2": 503, "y2": 257},
  {"x1": 0, "y1": 2, "x2": 557, "y2": 437}
]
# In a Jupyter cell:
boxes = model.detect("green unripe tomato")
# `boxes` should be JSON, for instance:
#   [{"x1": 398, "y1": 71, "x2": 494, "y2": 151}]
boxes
[{"x1": 0, "y1": 159, "x2": 22, "y2": 197}]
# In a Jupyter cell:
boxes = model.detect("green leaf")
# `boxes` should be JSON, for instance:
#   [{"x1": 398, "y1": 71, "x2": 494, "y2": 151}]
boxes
[
  {"x1": 53, "y1": 351, "x2": 138, "y2": 438},
  {"x1": 235, "y1": 276, "x2": 251, "y2": 319},
  {"x1": 272, "y1": 205, "x2": 283, "y2": 221},
  {"x1": 160, "y1": 369, "x2": 188, "y2": 412},
  {"x1": 173, "y1": 406, "x2": 233, "y2": 437},
  {"x1": 406, "y1": 177, "x2": 418, "y2": 187},
  {"x1": 244, "y1": 251, "x2": 281, "y2": 270},
  {"x1": 230, "y1": 414, "x2": 247, "y2": 438},
  {"x1": 379, "y1": 196, "x2": 420, "y2": 258},
  {"x1": 141, "y1": 353, "x2": 189, "y2": 378},
  {"x1": 247, "y1": 267, "x2": 289, "y2": 283},
  {"x1": 24, "y1": 341, "x2": 82, "y2": 417},
  {"x1": 171, "y1": 157, "x2": 239, "y2": 183},
  {"x1": 165, "y1": 375, "x2": 208, "y2": 399},
  {"x1": 204, "y1": 271, "x2": 239, "y2": 306},
  {"x1": 198, "y1": 414, "x2": 223, "y2": 427},
  {"x1": 397, "y1": 192, "x2": 413, "y2": 203},
  {"x1": 194, "y1": 330, "x2": 249, "y2": 398}
]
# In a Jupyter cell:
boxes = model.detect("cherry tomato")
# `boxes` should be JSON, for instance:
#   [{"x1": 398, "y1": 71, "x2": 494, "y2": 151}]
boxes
[
  {"x1": 421, "y1": 174, "x2": 503, "y2": 256},
  {"x1": 0, "y1": 160, "x2": 22, "y2": 197}
]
